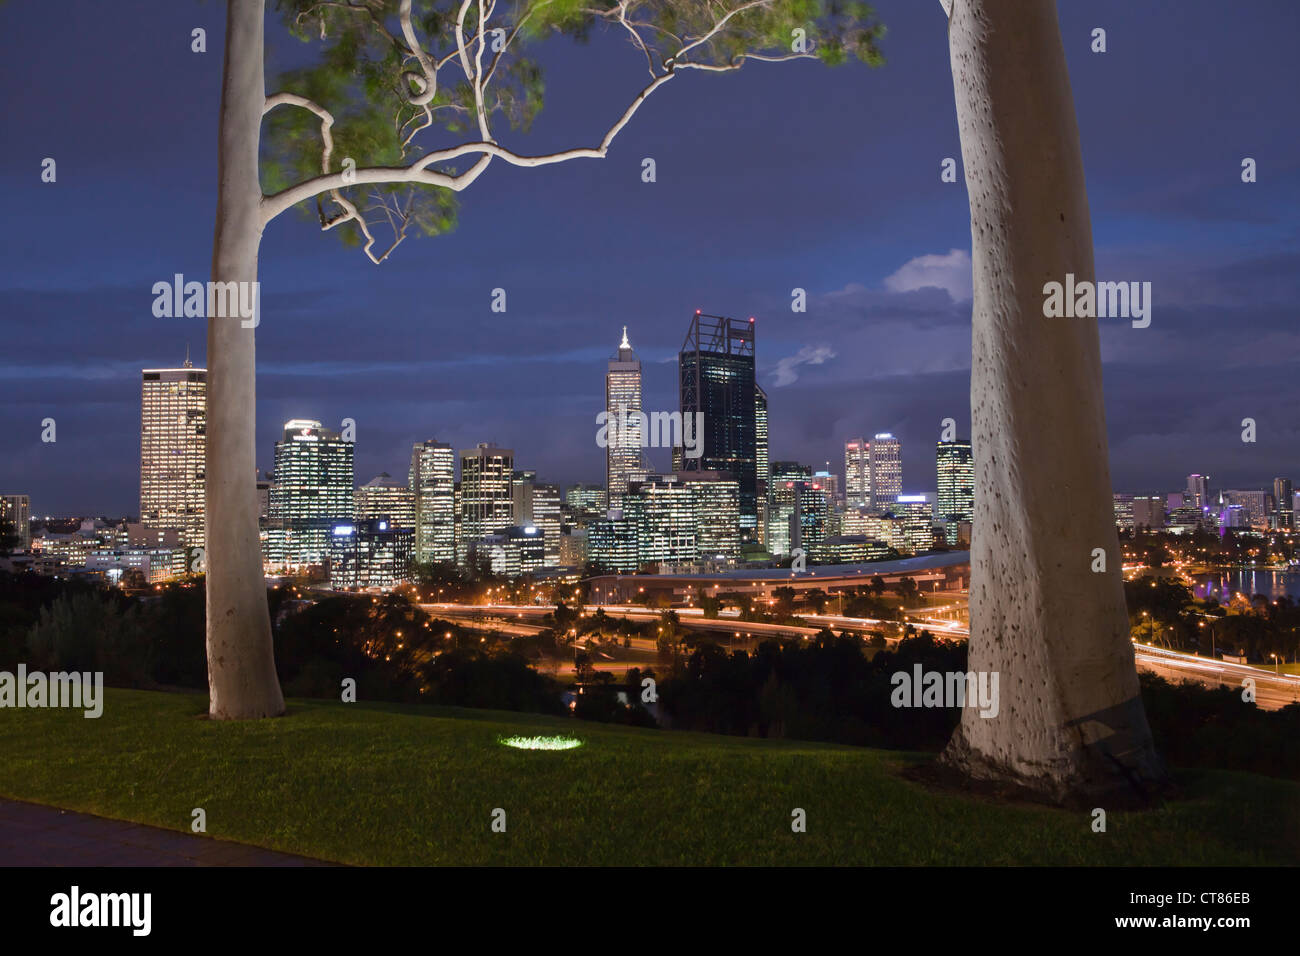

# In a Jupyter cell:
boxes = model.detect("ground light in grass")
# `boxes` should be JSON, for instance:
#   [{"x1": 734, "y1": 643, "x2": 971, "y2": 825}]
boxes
[{"x1": 498, "y1": 735, "x2": 583, "y2": 751}]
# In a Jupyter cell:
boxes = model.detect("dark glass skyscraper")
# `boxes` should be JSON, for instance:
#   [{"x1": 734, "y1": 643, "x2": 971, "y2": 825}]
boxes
[{"x1": 678, "y1": 312, "x2": 757, "y2": 539}]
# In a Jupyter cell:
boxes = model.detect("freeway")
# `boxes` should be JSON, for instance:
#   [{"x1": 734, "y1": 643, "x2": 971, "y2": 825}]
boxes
[
  {"x1": 417, "y1": 603, "x2": 1299, "y2": 710},
  {"x1": 1132, "y1": 641, "x2": 1300, "y2": 711}
]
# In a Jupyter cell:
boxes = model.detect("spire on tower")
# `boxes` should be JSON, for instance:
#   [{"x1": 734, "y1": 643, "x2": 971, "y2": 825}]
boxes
[
  {"x1": 183, "y1": 342, "x2": 192, "y2": 368},
  {"x1": 620, "y1": 325, "x2": 631, "y2": 351}
]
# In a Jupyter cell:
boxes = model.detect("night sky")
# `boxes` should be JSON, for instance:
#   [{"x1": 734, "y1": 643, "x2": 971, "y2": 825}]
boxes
[{"x1": 2, "y1": 0, "x2": 1298, "y2": 516}]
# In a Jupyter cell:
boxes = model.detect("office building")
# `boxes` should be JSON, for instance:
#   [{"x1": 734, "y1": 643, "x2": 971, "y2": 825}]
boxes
[
  {"x1": 936, "y1": 439, "x2": 974, "y2": 543},
  {"x1": 683, "y1": 471, "x2": 741, "y2": 564},
  {"x1": 1274, "y1": 478, "x2": 1294, "y2": 530},
  {"x1": 0, "y1": 494, "x2": 30, "y2": 551},
  {"x1": 355, "y1": 473, "x2": 415, "y2": 529},
  {"x1": 845, "y1": 438, "x2": 869, "y2": 507},
  {"x1": 679, "y1": 312, "x2": 758, "y2": 539},
  {"x1": 140, "y1": 361, "x2": 206, "y2": 549},
  {"x1": 606, "y1": 327, "x2": 649, "y2": 506},
  {"x1": 589, "y1": 511, "x2": 638, "y2": 573},
  {"x1": 327, "y1": 518, "x2": 413, "y2": 590},
  {"x1": 868, "y1": 434, "x2": 902, "y2": 509},
  {"x1": 267, "y1": 419, "x2": 354, "y2": 567},
  {"x1": 895, "y1": 495, "x2": 936, "y2": 554},
  {"x1": 513, "y1": 471, "x2": 562, "y2": 566},
  {"x1": 459, "y1": 443, "x2": 514, "y2": 561},
  {"x1": 409, "y1": 440, "x2": 455, "y2": 564}
]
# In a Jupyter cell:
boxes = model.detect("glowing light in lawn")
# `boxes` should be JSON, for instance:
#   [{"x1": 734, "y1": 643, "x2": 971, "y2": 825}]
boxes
[{"x1": 499, "y1": 735, "x2": 583, "y2": 751}]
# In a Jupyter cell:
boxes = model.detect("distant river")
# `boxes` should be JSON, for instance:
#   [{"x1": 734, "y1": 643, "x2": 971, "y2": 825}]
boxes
[{"x1": 1190, "y1": 569, "x2": 1300, "y2": 601}]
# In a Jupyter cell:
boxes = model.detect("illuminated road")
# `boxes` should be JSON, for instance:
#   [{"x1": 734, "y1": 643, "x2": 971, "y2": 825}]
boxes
[
  {"x1": 417, "y1": 604, "x2": 1299, "y2": 710},
  {"x1": 1132, "y1": 642, "x2": 1300, "y2": 710}
]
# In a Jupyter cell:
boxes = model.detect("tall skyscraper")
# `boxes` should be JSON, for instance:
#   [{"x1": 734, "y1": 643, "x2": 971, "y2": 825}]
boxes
[
  {"x1": 1186, "y1": 473, "x2": 1210, "y2": 509},
  {"x1": 936, "y1": 439, "x2": 974, "y2": 543},
  {"x1": 845, "y1": 438, "x2": 869, "y2": 507},
  {"x1": 606, "y1": 327, "x2": 648, "y2": 506},
  {"x1": 459, "y1": 443, "x2": 514, "y2": 560},
  {"x1": 679, "y1": 312, "x2": 757, "y2": 538},
  {"x1": 1274, "y1": 478, "x2": 1294, "y2": 529},
  {"x1": 868, "y1": 433, "x2": 902, "y2": 509},
  {"x1": 755, "y1": 384, "x2": 769, "y2": 491},
  {"x1": 140, "y1": 360, "x2": 207, "y2": 548},
  {"x1": 409, "y1": 440, "x2": 455, "y2": 563},
  {"x1": 268, "y1": 419, "x2": 354, "y2": 567}
]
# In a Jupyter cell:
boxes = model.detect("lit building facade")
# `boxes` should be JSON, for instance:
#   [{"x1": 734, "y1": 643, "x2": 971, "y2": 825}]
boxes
[
  {"x1": 936, "y1": 439, "x2": 974, "y2": 544},
  {"x1": 606, "y1": 327, "x2": 649, "y2": 507},
  {"x1": 868, "y1": 434, "x2": 902, "y2": 510},
  {"x1": 0, "y1": 494, "x2": 31, "y2": 551},
  {"x1": 459, "y1": 443, "x2": 514, "y2": 562},
  {"x1": 267, "y1": 419, "x2": 354, "y2": 568},
  {"x1": 679, "y1": 312, "x2": 758, "y2": 539},
  {"x1": 140, "y1": 362, "x2": 206, "y2": 549},
  {"x1": 327, "y1": 518, "x2": 413, "y2": 590},
  {"x1": 355, "y1": 473, "x2": 415, "y2": 529},
  {"x1": 845, "y1": 438, "x2": 869, "y2": 508},
  {"x1": 409, "y1": 440, "x2": 456, "y2": 564}
]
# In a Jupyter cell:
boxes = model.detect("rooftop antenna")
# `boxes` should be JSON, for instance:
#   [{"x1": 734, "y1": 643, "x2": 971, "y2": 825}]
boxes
[{"x1": 183, "y1": 342, "x2": 192, "y2": 368}]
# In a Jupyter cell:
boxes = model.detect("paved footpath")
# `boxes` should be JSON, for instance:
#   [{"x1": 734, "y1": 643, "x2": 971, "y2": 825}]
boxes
[{"x1": 0, "y1": 798, "x2": 333, "y2": 866}]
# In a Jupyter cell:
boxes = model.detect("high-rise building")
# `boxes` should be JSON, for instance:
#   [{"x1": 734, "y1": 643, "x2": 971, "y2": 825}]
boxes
[
  {"x1": 936, "y1": 439, "x2": 974, "y2": 543},
  {"x1": 868, "y1": 434, "x2": 902, "y2": 509},
  {"x1": 845, "y1": 438, "x2": 869, "y2": 507},
  {"x1": 1186, "y1": 474, "x2": 1210, "y2": 509},
  {"x1": 267, "y1": 419, "x2": 355, "y2": 567},
  {"x1": 755, "y1": 384, "x2": 769, "y2": 491},
  {"x1": 140, "y1": 361, "x2": 206, "y2": 549},
  {"x1": 624, "y1": 474, "x2": 697, "y2": 568},
  {"x1": 1113, "y1": 493, "x2": 1135, "y2": 530},
  {"x1": 1132, "y1": 496, "x2": 1165, "y2": 530},
  {"x1": 814, "y1": 469, "x2": 841, "y2": 503},
  {"x1": 895, "y1": 495, "x2": 935, "y2": 554},
  {"x1": 606, "y1": 327, "x2": 648, "y2": 506},
  {"x1": 327, "y1": 518, "x2": 413, "y2": 590},
  {"x1": 0, "y1": 494, "x2": 31, "y2": 551},
  {"x1": 679, "y1": 312, "x2": 758, "y2": 539},
  {"x1": 1221, "y1": 490, "x2": 1271, "y2": 529},
  {"x1": 459, "y1": 443, "x2": 514, "y2": 561},
  {"x1": 1274, "y1": 478, "x2": 1294, "y2": 530},
  {"x1": 409, "y1": 440, "x2": 456, "y2": 563},
  {"x1": 355, "y1": 473, "x2": 415, "y2": 529},
  {"x1": 767, "y1": 462, "x2": 828, "y2": 556},
  {"x1": 683, "y1": 471, "x2": 741, "y2": 564},
  {"x1": 564, "y1": 483, "x2": 608, "y2": 524},
  {"x1": 513, "y1": 471, "x2": 562, "y2": 565},
  {"x1": 589, "y1": 511, "x2": 638, "y2": 573}
]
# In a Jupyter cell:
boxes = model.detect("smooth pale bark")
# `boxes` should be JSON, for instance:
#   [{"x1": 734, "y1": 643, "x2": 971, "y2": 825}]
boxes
[
  {"x1": 206, "y1": 0, "x2": 285, "y2": 719},
  {"x1": 939, "y1": 0, "x2": 1166, "y2": 803}
]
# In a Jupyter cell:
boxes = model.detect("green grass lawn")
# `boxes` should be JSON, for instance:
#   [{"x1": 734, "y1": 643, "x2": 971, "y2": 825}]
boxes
[{"x1": 1, "y1": 688, "x2": 1296, "y2": 865}]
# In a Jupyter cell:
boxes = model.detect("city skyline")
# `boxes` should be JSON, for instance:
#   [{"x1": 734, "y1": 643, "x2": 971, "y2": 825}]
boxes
[{"x1": 4, "y1": 0, "x2": 1299, "y2": 516}]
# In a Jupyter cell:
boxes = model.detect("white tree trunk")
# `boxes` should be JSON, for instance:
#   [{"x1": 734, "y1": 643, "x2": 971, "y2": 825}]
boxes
[
  {"x1": 206, "y1": 0, "x2": 285, "y2": 719},
  {"x1": 940, "y1": 0, "x2": 1166, "y2": 803}
]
